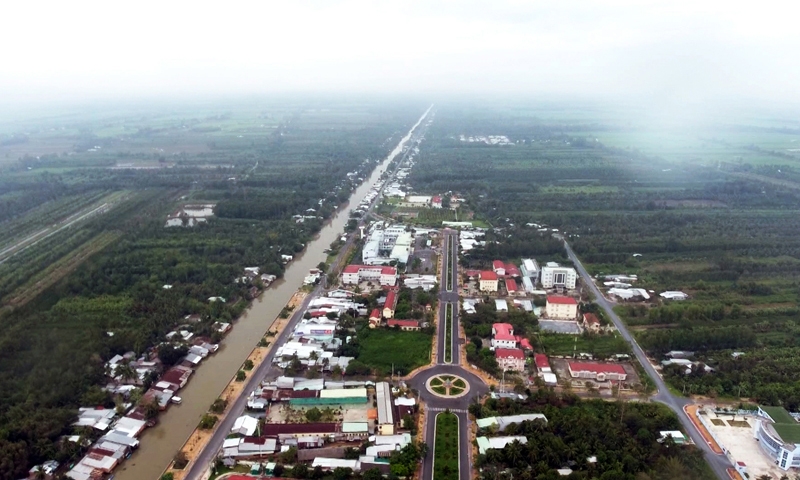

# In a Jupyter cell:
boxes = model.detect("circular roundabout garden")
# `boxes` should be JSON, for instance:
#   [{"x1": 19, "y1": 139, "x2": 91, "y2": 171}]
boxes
[{"x1": 426, "y1": 374, "x2": 470, "y2": 398}]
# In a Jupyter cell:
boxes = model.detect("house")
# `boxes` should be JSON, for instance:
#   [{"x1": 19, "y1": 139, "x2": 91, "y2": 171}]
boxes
[
  {"x1": 495, "y1": 348, "x2": 525, "y2": 372},
  {"x1": 387, "y1": 319, "x2": 420, "y2": 331},
  {"x1": 383, "y1": 289, "x2": 398, "y2": 319},
  {"x1": 494, "y1": 299, "x2": 509, "y2": 312},
  {"x1": 376, "y1": 382, "x2": 395, "y2": 435},
  {"x1": 583, "y1": 313, "x2": 601, "y2": 332},
  {"x1": 567, "y1": 361, "x2": 627, "y2": 382},
  {"x1": 261, "y1": 423, "x2": 339, "y2": 439},
  {"x1": 504, "y1": 263, "x2": 521, "y2": 278},
  {"x1": 492, "y1": 260, "x2": 506, "y2": 276},
  {"x1": 431, "y1": 195, "x2": 442, "y2": 208},
  {"x1": 545, "y1": 296, "x2": 578, "y2": 320},
  {"x1": 502, "y1": 280, "x2": 517, "y2": 297},
  {"x1": 231, "y1": 415, "x2": 259, "y2": 436},
  {"x1": 161, "y1": 366, "x2": 193, "y2": 390},
  {"x1": 660, "y1": 291, "x2": 689, "y2": 300},
  {"x1": 535, "y1": 354, "x2": 551, "y2": 373},
  {"x1": 541, "y1": 264, "x2": 577, "y2": 290},
  {"x1": 476, "y1": 414, "x2": 548, "y2": 432},
  {"x1": 342, "y1": 265, "x2": 398, "y2": 286},
  {"x1": 479, "y1": 271, "x2": 499, "y2": 292},
  {"x1": 477, "y1": 436, "x2": 527, "y2": 454},
  {"x1": 369, "y1": 309, "x2": 382, "y2": 328},
  {"x1": 491, "y1": 323, "x2": 517, "y2": 349}
]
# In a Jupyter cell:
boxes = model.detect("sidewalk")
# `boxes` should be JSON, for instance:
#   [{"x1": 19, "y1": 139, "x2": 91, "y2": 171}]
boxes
[{"x1": 684, "y1": 404, "x2": 725, "y2": 455}]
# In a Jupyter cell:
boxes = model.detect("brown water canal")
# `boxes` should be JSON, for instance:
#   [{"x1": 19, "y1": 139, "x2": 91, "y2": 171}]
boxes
[{"x1": 114, "y1": 106, "x2": 432, "y2": 480}]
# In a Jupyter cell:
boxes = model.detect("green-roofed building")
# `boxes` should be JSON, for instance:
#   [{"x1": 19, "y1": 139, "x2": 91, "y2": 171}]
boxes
[{"x1": 755, "y1": 405, "x2": 800, "y2": 470}]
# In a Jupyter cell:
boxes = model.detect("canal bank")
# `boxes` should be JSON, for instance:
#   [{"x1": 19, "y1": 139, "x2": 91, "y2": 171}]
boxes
[{"x1": 114, "y1": 106, "x2": 432, "y2": 480}]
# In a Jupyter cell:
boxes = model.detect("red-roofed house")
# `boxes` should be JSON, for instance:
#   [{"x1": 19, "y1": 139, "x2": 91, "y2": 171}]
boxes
[
  {"x1": 546, "y1": 295, "x2": 578, "y2": 320},
  {"x1": 534, "y1": 354, "x2": 551, "y2": 373},
  {"x1": 505, "y1": 263, "x2": 521, "y2": 278},
  {"x1": 491, "y1": 323, "x2": 517, "y2": 348},
  {"x1": 431, "y1": 195, "x2": 442, "y2": 208},
  {"x1": 479, "y1": 271, "x2": 499, "y2": 292},
  {"x1": 369, "y1": 309, "x2": 382, "y2": 328},
  {"x1": 583, "y1": 313, "x2": 601, "y2": 332},
  {"x1": 383, "y1": 290, "x2": 398, "y2": 319},
  {"x1": 568, "y1": 361, "x2": 627, "y2": 382},
  {"x1": 492, "y1": 260, "x2": 506, "y2": 276},
  {"x1": 387, "y1": 319, "x2": 420, "y2": 331},
  {"x1": 519, "y1": 338, "x2": 533, "y2": 350},
  {"x1": 342, "y1": 265, "x2": 397, "y2": 286},
  {"x1": 495, "y1": 348, "x2": 525, "y2": 372},
  {"x1": 505, "y1": 278, "x2": 518, "y2": 295}
]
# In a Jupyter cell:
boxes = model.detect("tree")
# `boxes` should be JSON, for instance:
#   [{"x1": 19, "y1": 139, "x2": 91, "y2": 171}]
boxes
[
  {"x1": 235, "y1": 370, "x2": 246, "y2": 382},
  {"x1": 143, "y1": 398, "x2": 160, "y2": 420},
  {"x1": 159, "y1": 474, "x2": 174, "y2": 480},
  {"x1": 199, "y1": 414, "x2": 217, "y2": 429},
  {"x1": 291, "y1": 463, "x2": 309, "y2": 478},
  {"x1": 210, "y1": 398, "x2": 227, "y2": 413},
  {"x1": 243, "y1": 359, "x2": 254, "y2": 370},
  {"x1": 173, "y1": 451, "x2": 189, "y2": 469},
  {"x1": 159, "y1": 344, "x2": 188, "y2": 366},
  {"x1": 279, "y1": 446, "x2": 297, "y2": 464},
  {"x1": 306, "y1": 407, "x2": 323, "y2": 422},
  {"x1": 332, "y1": 365, "x2": 344, "y2": 379},
  {"x1": 363, "y1": 468, "x2": 383, "y2": 480}
]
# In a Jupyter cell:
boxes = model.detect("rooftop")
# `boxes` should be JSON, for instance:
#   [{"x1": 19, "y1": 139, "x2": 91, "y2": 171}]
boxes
[
  {"x1": 343, "y1": 264, "x2": 397, "y2": 275},
  {"x1": 480, "y1": 270, "x2": 498, "y2": 281},
  {"x1": 534, "y1": 353, "x2": 550, "y2": 368},
  {"x1": 547, "y1": 295, "x2": 577, "y2": 305},
  {"x1": 568, "y1": 361, "x2": 626, "y2": 375},
  {"x1": 495, "y1": 348, "x2": 525, "y2": 359}
]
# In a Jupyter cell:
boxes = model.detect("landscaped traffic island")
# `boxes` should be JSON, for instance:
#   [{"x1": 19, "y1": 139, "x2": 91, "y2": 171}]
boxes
[
  {"x1": 433, "y1": 411, "x2": 459, "y2": 480},
  {"x1": 426, "y1": 374, "x2": 470, "y2": 398}
]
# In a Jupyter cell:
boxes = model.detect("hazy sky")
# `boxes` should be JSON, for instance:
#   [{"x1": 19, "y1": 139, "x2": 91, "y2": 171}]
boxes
[{"x1": 3, "y1": 0, "x2": 799, "y2": 106}]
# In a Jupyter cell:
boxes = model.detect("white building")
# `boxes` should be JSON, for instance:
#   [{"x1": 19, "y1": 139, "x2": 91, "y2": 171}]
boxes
[
  {"x1": 755, "y1": 406, "x2": 800, "y2": 470},
  {"x1": 479, "y1": 271, "x2": 499, "y2": 292},
  {"x1": 477, "y1": 436, "x2": 528, "y2": 454},
  {"x1": 376, "y1": 382, "x2": 395, "y2": 435},
  {"x1": 545, "y1": 296, "x2": 578, "y2": 320},
  {"x1": 342, "y1": 265, "x2": 397, "y2": 286},
  {"x1": 521, "y1": 258, "x2": 539, "y2": 279},
  {"x1": 541, "y1": 264, "x2": 577, "y2": 290}
]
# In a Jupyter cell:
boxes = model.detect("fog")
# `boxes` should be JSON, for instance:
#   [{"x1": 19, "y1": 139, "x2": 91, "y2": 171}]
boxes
[{"x1": 3, "y1": 0, "x2": 799, "y2": 109}]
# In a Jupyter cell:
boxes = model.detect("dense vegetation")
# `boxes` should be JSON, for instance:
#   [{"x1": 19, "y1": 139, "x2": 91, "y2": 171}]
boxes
[
  {"x1": 0, "y1": 101, "x2": 422, "y2": 479},
  {"x1": 433, "y1": 412, "x2": 459, "y2": 480},
  {"x1": 471, "y1": 390, "x2": 714, "y2": 480}
]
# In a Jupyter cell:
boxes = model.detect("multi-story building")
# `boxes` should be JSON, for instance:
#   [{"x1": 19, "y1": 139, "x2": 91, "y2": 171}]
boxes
[
  {"x1": 495, "y1": 348, "x2": 525, "y2": 372},
  {"x1": 755, "y1": 406, "x2": 800, "y2": 470},
  {"x1": 342, "y1": 265, "x2": 397, "y2": 286},
  {"x1": 545, "y1": 295, "x2": 578, "y2": 320},
  {"x1": 479, "y1": 271, "x2": 498, "y2": 292},
  {"x1": 541, "y1": 263, "x2": 577, "y2": 290},
  {"x1": 491, "y1": 323, "x2": 518, "y2": 349},
  {"x1": 567, "y1": 361, "x2": 627, "y2": 382}
]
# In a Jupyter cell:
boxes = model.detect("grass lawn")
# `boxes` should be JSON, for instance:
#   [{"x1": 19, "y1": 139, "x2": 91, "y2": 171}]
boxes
[
  {"x1": 356, "y1": 326, "x2": 432, "y2": 375},
  {"x1": 434, "y1": 412, "x2": 459, "y2": 480},
  {"x1": 535, "y1": 333, "x2": 631, "y2": 359}
]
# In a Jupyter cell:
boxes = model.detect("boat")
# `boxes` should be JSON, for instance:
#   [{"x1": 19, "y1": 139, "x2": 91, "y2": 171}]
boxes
[{"x1": 171, "y1": 396, "x2": 182, "y2": 404}]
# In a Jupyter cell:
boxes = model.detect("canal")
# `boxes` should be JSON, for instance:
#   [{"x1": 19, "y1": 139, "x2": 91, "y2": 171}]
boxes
[{"x1": 115, "y1": 105, "x2": 432, "y2": 480}]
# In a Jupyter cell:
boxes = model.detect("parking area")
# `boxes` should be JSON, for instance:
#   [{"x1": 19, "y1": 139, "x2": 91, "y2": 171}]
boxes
[
  {"x1": 703, "y1": 410, "x2": 786, "y2": 479},
  {"x1": 539, "y1": 320, "x2": 581, "y2": 334}
]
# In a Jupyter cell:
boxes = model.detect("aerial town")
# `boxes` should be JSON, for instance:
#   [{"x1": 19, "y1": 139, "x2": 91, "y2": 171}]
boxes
[{"x1": 43, "y1": 111, "x2": 770, "y2": 480}]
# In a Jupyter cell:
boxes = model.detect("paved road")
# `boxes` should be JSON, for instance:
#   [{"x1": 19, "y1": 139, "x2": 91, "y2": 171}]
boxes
[
  {"x1": 415, "y1": 229, "x2": 486, "y2": 480},
  {"x1": 563, "y1": 240, "x2": 731, "y2": 480},
  {"x1": 182, "y1": 108, "x2": 433, "y2": 480}
]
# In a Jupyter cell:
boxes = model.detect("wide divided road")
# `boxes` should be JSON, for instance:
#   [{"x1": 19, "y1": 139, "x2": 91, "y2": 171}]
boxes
[
  {"x1": 563, "y1": 240, "x2": 731, "y2": 480},
  {"x1": 414, "y1": 229, "x2": 487, "y2": 480}
]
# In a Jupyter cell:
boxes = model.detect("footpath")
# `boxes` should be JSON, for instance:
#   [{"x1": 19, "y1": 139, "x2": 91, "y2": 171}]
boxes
[{"x1": 163, "y1": 291, "x2": 307, "y2": 480}]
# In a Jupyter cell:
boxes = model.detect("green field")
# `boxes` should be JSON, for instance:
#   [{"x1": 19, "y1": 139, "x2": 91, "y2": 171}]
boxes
[
  {"x1": 433, "y1": 412, "x2": 459, "y2": 480},
  {"x1": 535, "y1": 332, "x2": 631, "y2": 359},
  {"x1": 353, "y1": 325, "x2": 432, "y2": 375}
]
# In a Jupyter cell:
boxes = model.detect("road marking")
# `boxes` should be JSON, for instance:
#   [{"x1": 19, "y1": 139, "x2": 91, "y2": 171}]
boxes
[{"x1": 427, "y1": 407, "x2": 468, "y2": 413}]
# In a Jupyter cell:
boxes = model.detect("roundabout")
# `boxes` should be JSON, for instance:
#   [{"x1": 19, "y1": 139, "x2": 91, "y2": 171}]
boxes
[{"x1": 426, "y1": 373, "x2": 470, "y2": 398}]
